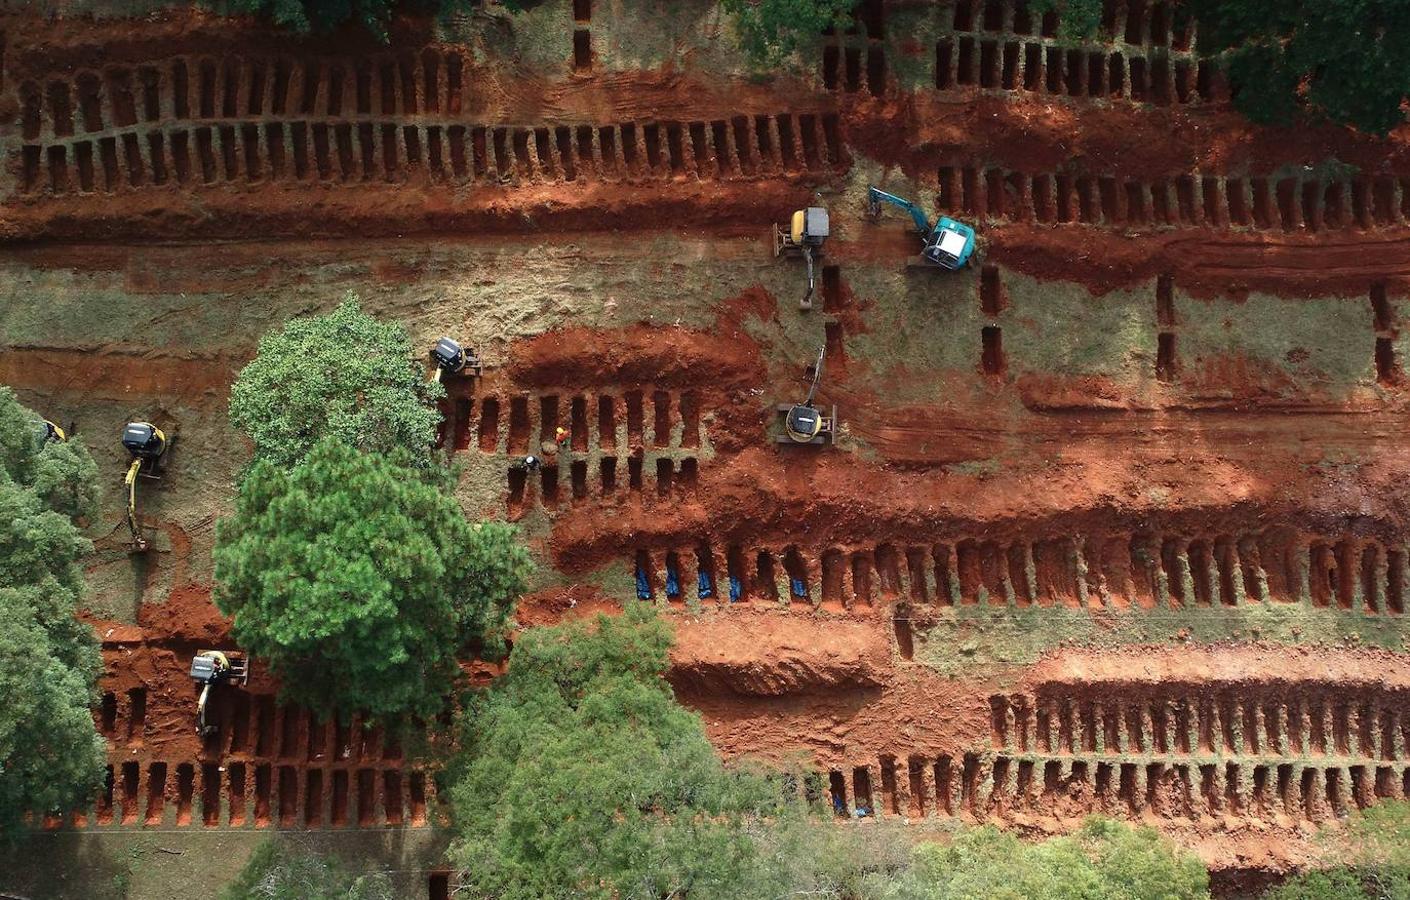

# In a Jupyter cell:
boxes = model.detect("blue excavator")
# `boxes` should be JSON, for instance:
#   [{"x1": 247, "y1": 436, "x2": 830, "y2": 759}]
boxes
[{"x1": 866, "y1": 186, "x2": 977, "y2": 270}]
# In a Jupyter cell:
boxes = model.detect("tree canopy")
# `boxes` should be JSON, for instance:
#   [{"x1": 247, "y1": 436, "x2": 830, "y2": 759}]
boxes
[
  {"x1": 444, "y1": 602, "x2": 790, "y2": 899},
  {"x1": 1186, "y1": 0, "x2": 1410, "y2": 135},
  {"x1": 213, "y1": 437, "x2": 530, "y2": 722},
  {"x1": 229, "y1": 295, "x2": 443, "y2": 470},
  {"x1": 0, "y1": 387, "x2": 106, "y2": 835}
]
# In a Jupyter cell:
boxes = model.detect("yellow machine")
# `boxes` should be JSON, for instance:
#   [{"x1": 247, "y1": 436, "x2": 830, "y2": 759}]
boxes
[
  {"x1": 189, "y1": 650, "x2": 250, "y2": 737},
  {"x1": 36, "y1": 418, "x2": 66, "y2": 444},
  {"x1": 121, "y1": 422, "x2": 169, "y2": 553},
  {"x1": 774, "y1": 206, "x2": 830, "y2": 310},
  {"x1": 776, "y1": 345, "x2": 837, "y2": 446},
  {"x1": 429, "y1": 336, "x2": 483, "y2": 382}
]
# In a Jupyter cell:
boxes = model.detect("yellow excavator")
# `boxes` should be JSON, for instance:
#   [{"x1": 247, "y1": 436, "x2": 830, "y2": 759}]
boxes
[
  {"x1": 121, "y1": 422, "x2": 169, "y2": 553},
  {"x1": 429, "y1": 336, "x2": 482, "y2": 382},
  {"x1": 774, "y1": 206, "x2": 830, "y2": 310},
  {"x1": 189, "y1": 650, "x2": 250, "y2": 738},
  {"x1": 35, "y1": 418, "x2": 66, "y2": 444},
  {"x1": 776, "y1": 345, "x2": 837, "y2": 445}
]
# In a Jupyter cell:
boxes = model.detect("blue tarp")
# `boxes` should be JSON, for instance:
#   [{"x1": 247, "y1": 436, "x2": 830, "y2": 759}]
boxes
[
  {"x1": 665, "y1": 563, "x2": 681, "y2": 599},
  {"x1": 729, "y1": 576, "x2": 742, "y2": 603},
  {"x1": 635, "y1": 566, "x2": 652, "y2": 600},
  {"x1": 698, "y1": 570, "x2": 714, "y2": 599},
  {"x1": 790, "y1": 577, "x2": 808, "y2": 599}
]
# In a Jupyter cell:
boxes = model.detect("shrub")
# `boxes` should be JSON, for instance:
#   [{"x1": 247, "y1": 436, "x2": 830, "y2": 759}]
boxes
[{"x1": 722, "y1": 0, "x2": 858, "y2": 68}]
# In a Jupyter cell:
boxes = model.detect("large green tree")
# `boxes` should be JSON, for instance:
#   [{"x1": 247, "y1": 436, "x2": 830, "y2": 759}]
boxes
[
  {"x1": 0, "y1": 387, "x2": 106, "y2": 834},
  {"x1": 1186, "y1": 0, "x2": 1410, "y2": 135},
  {"x1": 229, "y1": 295, "x2": 443, "y2": 470},
  {"x1": 445, "y1": 602, "x2": 796, "y2": 899},
  {"x1": 214, "y1": 437, "x2": 530, "y2": 722}
]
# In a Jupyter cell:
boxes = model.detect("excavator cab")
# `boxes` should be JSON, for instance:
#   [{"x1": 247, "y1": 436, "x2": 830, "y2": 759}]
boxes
[
  {"x1": 189, "y1": 650, "x2": 250, "y2": 738},
  {"x1": 122, "y1": 422, "x2": 170, "y2": 553},
  {"x1": 921, "y1": 218, "x2": 977, "y2": 270},
  {"x1": 774, "y1": 206, "x2": 830, "y2": 310},
  {"x1": 776, "y1": 345, "x2": 837, "y2": 445},
  {"x1": 429, "y1": 336, "x2": 482, "y2": 382}
]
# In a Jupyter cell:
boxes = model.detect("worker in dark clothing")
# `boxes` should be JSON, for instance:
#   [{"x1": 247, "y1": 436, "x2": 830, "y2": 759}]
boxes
[{"x1": 523, "y1": 454, "x2": 541, "y2": 472}]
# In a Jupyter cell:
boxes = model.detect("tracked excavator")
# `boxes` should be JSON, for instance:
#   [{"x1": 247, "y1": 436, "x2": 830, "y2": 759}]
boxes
[
  {"x1": 429, "y1": 336, "x2": 482, "y2": 382},
  {"x1": 121, "y1": 422, "x2": 170, "y2": 553},
  {"x1": 188, "y1": 650, "x2": 250, "y2": 738},
  {"x1": 867, "y1": 186, "x2": 977, "y2": 270},
  {"x1": 774, "y1": 205, "x2": 830, "y2": 309},
  {"x1": 776, "y1": 345, "x2": 837, "y2": 445}
]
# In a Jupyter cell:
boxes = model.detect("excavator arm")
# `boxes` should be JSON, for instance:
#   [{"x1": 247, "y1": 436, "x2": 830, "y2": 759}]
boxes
[
  {"x1": 125, "y1": 458, "x2": 147, "y2": 552},
  {"x1": 867, "y1": 186, "x2": 934, "y2": 236}
]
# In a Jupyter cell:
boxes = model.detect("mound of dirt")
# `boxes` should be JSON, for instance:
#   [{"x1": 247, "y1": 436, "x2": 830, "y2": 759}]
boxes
[{"x1": 669, "y1": 613, "x2": 888, "y2": 696}]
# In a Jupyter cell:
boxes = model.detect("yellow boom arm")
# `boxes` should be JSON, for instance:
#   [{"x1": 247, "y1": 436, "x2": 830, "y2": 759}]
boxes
[{"x1": 125, "y1": 458, "x2": 145, "y2": 550}]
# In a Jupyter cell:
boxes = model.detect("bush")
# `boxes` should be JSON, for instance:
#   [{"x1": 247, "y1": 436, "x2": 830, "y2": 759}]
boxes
[
  {"x1": 1265, "y1": 801, "x2": 1410, "y2": 899},
  {"x1": 223, "y1": 840, "x2": 393, "y2": 900},
  {"x1": 214, "y1": 437, "x2": 530, "y2": 722},
  {"x1": 0, "y1": 388, "x2": 106, "y2": 835},
  {"x1": 227, "y1": 0, "x2": 399, "y2": 36},
  {"x1": 229, "y1": 295, "x2": 443, "y2": 470},
  {"x1": 722, "y1": 0, "x2": 858, "y2": 68},
  {"x1": 865, "y1": 817, "x2": 1211, "y2": 900},
  {"x1": 1026, "y1": 0, "x2": 1103, "y2": 41}
]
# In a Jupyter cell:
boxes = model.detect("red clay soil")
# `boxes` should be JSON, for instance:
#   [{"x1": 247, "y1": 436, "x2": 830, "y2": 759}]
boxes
[
  {"x1": 0, "y1": 347, "x2": 236, "y2": 401},
  {"x1": 1023, "y1": 643, "x2": 1410, "y2": 690},
  {"x1": 986, "y1": 226, "x2": 1410, "y2": 298},
  {"x1": 850, "y1": 91, "x2": 1410, "y2": 182},
  {"x1": 507, "y1": 322, "x2": 767, "y2": 391},
  {"x1": 0, "y1": 181, "x2": 824, "y2": 245}
]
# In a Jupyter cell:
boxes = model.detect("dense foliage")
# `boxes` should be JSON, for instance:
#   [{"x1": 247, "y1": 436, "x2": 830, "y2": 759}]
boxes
[
  {"x1": 1265, "y1": 802, "x2": 1410, "y2": 899},
  {"x1": 1027, "y1": 0, "x2": 1103, "y2": 41},
  {"x1": 1029, "y1": 0, "x2": 1408, "y2": 134},
  {"x1": 223, "y1": 840, "x2": 394, "y2": 900},
  {"x1": 0, "y1": 388, "x2": 106, "y2": 835},
  {"x1": 226, "y1": 0, "x2": 399, "y2": 36},
  {"x1": 213, "y1": 437, "x2": 530, "y2": 722},
  {"x1": 722, "y1": 0, "x2": 859, "y2": 67},
  {"x1": 229, "y1": 295, "x2": 442, "y2": 469},
  {"x1": 870, "y1": 817, "x2": 1209, "y2": 899},
  {"x1": 445, "y1": 602, "x2": 796, "y2": 899},
  {"x1": 1186, "y1": 0, "x2": 1410, "y2": 135}
]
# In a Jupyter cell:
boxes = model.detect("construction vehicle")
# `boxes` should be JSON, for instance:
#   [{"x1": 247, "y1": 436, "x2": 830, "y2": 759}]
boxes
[
  {"x1": 776, "y1": 345, "x2": 837, "y2": 445},
  {"x1": 188, "y1": 650, "x2": 249, "y2": 738},
  {"x1": 774, "y1": 205, "x2": 830, "y2": 309},
  {"x1": 429, "y1": 336, "x2": 482, "y2": 382},
  {"x1": 33, "y1": 417, "x2": 66, "y2": 445},
  {"x1": 121, "y1": 422, "x2": 170, "y2": 553},
  {"x1": 866, "y1": 186, "x2": 977, "y2": 270}
]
